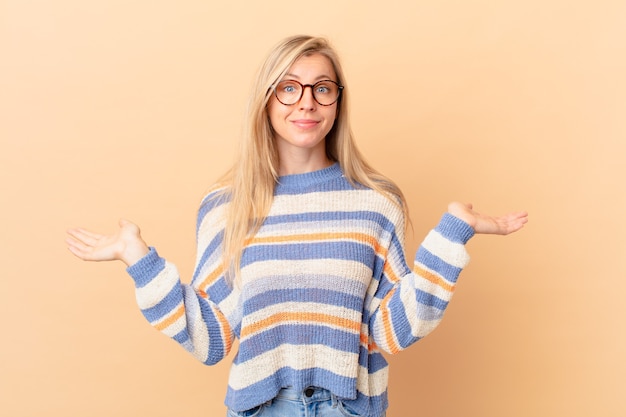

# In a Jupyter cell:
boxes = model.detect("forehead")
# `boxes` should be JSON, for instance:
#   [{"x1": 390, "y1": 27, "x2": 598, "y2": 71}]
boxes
[{"x1": 285, "y1": 53, "x2": 336, "y2": 80}]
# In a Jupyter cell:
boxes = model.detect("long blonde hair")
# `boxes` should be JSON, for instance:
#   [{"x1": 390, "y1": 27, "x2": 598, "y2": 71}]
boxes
[{"x1": 216, "y1": 35, "x2": 408, "y2": 286}]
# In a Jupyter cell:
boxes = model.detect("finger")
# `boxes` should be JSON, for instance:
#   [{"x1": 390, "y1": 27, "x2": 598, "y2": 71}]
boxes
[
  {"x1": 66, "y1": 235, "x2": 93, "y2": 252},
  {"x1": 66, "y1": 237, "x2": 95, "y2": 260},
  {"x1": 508, "y1": 211, "x2": 528, "y2": 220},
  {"x1": 67, "y1": 228, "x2": 101, "y2": 246},
  {"x1": 67, "y1": 244, "x2": 88, "y2": 259},
  {"x1": 73, "y1": 227, "x2": 103, "y2": 240},
  {"x1": 502, "y1": 217, "x2": 528, "y2": 234}
]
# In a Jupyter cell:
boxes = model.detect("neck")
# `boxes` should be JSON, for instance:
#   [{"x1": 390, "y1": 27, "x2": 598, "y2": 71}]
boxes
[{"x1": 278, "y1": 153, "x2": 333, "y2": 176}]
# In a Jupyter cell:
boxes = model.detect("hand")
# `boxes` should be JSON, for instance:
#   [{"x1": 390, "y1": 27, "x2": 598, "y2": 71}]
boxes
[
  {"x1": 447, "y1": 202, "x2": 528, "y2": 235},
  {"x1": 66, "y1": 219, "x2": 150, "y2": 266}
]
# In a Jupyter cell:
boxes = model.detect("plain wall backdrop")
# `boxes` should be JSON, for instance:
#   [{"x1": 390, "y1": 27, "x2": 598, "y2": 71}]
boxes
[{"x1": 1, "y1": 1, "x2": 625, "y2": 416}]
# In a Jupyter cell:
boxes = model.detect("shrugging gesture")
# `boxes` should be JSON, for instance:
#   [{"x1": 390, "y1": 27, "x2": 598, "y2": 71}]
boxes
[{"x1": 65, "y1": 35, "x2": 529, "y2": 417}]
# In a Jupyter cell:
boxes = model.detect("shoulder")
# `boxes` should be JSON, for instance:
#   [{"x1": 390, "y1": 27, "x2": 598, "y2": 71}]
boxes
[
  {"x1": 332, "y1": 185, "x2": 406, "y2": 238},
  {"x1": 200, "y1": 183, "x2": 231, "y2": 208},
  {"x1": 353, "y1": 186, "x2": 405, "y2": 225},
  {"x1": 197, "y1": 184, "x2": 231, "y2": 222}
]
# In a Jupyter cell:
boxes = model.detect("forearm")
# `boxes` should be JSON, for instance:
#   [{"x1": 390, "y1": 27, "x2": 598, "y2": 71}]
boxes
[
  {"x1": 127, "y1": 247, "x2": 233, "y2": 364},
  {"x1": 370, "y1": 214, "x2": 474, "y2": 353}
]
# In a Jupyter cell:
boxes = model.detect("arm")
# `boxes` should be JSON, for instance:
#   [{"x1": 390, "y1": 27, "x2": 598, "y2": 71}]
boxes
[
  {"x1": 126, "y1": 245, "x2": 234, "y2": 365},
  {"x1": 369, "y1": 203, "x2": 527, "y2": 354},
  {"x1": 66, "y1": 203, "x2": 235, "y2": 365}
]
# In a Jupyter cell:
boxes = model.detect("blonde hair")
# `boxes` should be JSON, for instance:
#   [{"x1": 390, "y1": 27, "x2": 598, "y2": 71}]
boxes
[{"x1": 216, "y1": 35, "x2": 408, "y2": 286}]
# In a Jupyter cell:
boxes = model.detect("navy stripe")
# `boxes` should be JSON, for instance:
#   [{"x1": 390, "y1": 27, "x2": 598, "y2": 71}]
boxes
[
  {"x1": 244, "y1": 288, "x2": 363, "y2": 314},
  {"x1": 236, "y1": 325, "x2": 359, "y2": 362},
  {"x1": 197, "y1": 190, "x2": 229, "y2": 229},
  {"x1": 343, "y1": 390, "x2": 388, "y2": 417},
  {"x1": 199, "y1": 298, "x2": 227, "y2": 365},
  {"x1": 275, "y1": 178, "x2": 357, "y2": 195},
  {"x1": 241, "y1": 241, "x2": 377, "y2": 266},
  {"x1": 172, "y1": 328, "x2": 189, "y2": 345},
  {"x1": 415, "y1": 288, "x2": 448, "y2": 311},
  {"x1": 264, "y1": 210, "x2": 395, "y2": 232},
  {"x1": 141, "y1": 283, "x2": 184, "y2": 322},
  {"x1": 386, "y1": 290, "x2": 414, "y2": 348},
  {"x1": 128, "y1": 248, "x2": 166, "y2": 288},
  {"x1": 204, "y1": 276, "x2": 232, "y2": 304},
  {"x1": 366, "y1": 350, "x2": 388, "y2": 373},
  {"x1": 416, "y1": 246, "x2": 463, "y2": 283},
  {"x1": 435, "y1": 213, "x2": 475, "y2": 243},
  {"x1": 191, "y1": 231, "x2": 224, "y2": 281}
]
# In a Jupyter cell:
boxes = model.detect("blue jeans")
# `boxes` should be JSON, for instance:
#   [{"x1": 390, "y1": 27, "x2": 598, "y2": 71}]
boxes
[{"x1": 226, "y1": 386, "x2": 385, "y2": 417}]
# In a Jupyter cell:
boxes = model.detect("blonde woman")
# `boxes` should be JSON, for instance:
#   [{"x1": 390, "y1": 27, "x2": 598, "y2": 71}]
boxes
[{"x1": 67, "y1": 35, "x2": 528, "y2": 417}]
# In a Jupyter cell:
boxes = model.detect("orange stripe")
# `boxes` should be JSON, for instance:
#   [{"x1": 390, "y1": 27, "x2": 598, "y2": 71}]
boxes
[
  {"x1": 198, "y1": 264, "x2": 226, "y2": 291},
  {"x1": 215, "y1": 309, "x2": 234, "y2": 354},
  {"x1": 154, "y1": 304, "x2": 185, "y2": 331},
  {"x1": 251, "y1": 232, "x2": 389, "y2": 271},
  {"x1": 383, "y1": 261, "x2": 400, "y2": 283},
  {"x1": 251, "y1": 232, "x2": 386, "y2": 256},
  {"x1": 413, "y1": 264, "x2": 455, "y2": 292},
  {"x1": 240, "y1": 312, "x2": 360, "y2": 339},
  {"x1": 380, "y1": 289, "x2": 401, "y2": 354},
  {"x1": 360, "y1": 333, "x2": 380, "y2": 352},
  {"x1": 194, "y1": 288, "x2": 233, "y2": 354},
  {"x1": 368, "y1": 340, "x2": 379, "y2": 352}
]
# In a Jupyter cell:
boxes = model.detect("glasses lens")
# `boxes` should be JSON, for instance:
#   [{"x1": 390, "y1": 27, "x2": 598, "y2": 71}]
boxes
[
  {"x1": 275, "y1": 81, "x2": 302, "y2": 105},
  {"x1": 312, "y1": 81, "x2": 340, "y2": 105}
]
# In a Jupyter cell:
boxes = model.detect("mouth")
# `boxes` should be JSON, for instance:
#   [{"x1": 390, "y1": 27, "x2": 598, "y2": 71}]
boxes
[{"x1": 291, "y1": 119, "x2": 319, "y2": 129}]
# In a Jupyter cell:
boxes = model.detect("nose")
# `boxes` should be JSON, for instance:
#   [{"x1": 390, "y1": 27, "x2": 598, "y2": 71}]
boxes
[{"x1": 298, "y1": 85, "x2": 317, "y2": 110}]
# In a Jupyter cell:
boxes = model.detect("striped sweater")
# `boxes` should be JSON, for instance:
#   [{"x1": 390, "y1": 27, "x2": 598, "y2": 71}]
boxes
[{"x1": 127, "y1": 163, "x2": 474, "y2": 417}]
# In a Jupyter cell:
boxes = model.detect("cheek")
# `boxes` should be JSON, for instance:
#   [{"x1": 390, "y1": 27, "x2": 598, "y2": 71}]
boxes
[
  {"x1": 266, "y1": 103, "x2": 279, "y2": 132},
  {"x1": 326, "y1": 106, "x2": 339, "y2": 128},
  {"x1": 267, "y1": 100, "x2": 288, "y2": 125}
]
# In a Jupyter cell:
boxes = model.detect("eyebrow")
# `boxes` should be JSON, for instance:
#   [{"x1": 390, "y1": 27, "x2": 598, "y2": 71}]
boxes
[{"x1": 283, "y1": 73, "x2": 336, "y2": 82}]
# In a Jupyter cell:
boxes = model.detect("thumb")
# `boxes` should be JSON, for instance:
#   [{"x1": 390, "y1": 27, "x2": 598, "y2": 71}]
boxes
[
  {"x1": 119, "y1": 218, "x2": 133, "y2": 227},
  {"x1": 118, "y1": 218, "x2": 141, "y2": 235}
]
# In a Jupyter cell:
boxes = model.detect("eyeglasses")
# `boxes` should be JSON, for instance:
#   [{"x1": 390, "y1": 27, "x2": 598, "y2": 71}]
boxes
[{"x1": 272, "y1": 79, "x2": 344, "y2": 106}]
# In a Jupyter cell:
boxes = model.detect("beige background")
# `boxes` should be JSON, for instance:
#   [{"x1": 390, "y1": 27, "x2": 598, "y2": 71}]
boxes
[{"x1": 1, "y1": 1, "x2": 625, "y2": 416}]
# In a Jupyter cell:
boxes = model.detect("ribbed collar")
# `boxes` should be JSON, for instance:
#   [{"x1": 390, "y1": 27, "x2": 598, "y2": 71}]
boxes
[{"x1": 275, "y1": 163, "x2": 343, "y2": 190}]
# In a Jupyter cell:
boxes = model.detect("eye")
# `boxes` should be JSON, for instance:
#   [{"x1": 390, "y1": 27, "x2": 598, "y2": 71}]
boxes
[
  {"x1": 315, "y1": 82, "x2": 334, "y2": 95},
  {"x1": 278, "y1": 81, "x2": 300, "y2": 93}
]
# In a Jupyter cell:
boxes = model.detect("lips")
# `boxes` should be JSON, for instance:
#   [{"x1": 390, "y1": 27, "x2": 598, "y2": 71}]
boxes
[{"x1": 291, "y1": 119, "x2": 319, "y2": 129}]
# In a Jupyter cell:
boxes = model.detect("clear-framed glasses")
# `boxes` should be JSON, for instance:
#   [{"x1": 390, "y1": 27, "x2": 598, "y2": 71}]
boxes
[{"x1": 273, "y1": 79, "x2": 344, "y2": 106}]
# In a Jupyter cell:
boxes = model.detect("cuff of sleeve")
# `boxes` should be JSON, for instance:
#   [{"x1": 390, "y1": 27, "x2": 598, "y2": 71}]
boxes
[
  {"x1": 126, "y1": 247, "x2": 166, "y2": 288},
  {"x1": 436, "y1": 213, "x2": 475, "y2": 244}
]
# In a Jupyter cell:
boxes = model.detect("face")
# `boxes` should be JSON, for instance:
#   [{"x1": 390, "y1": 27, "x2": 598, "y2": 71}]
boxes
[{"x1": 268, "y1": 53, "x2": 338, "y2": 166}]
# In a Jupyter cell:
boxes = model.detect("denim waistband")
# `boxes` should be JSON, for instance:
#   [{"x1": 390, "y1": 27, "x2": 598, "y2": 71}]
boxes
[{"x1": 275, "y1": 386, "x2": 336, "y2": 405}]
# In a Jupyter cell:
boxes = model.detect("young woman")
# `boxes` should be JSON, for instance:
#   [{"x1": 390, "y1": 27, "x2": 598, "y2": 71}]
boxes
[{"x1": 66, "y1": 35, "x2": 527, "y2": 417}]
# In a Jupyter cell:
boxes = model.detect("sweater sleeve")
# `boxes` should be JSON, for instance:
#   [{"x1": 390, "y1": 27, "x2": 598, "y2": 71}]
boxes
[
  {"x1": 126, "y1": 197, "x2": 235, "y2": 365},
  {"x1": 369, "y1": 213, "x2": 475, "y2": 354}
]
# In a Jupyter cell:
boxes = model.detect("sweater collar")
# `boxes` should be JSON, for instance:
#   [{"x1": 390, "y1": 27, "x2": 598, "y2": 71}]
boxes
[{"x1": 276, "y1": 163, "x2": 343, "y2": 190}]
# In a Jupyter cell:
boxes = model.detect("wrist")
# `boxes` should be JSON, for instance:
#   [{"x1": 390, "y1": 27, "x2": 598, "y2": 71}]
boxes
[
  {"x1": 119, "y1": 240, "x2": 150, "y2": 266},
  {"x1": 437, "y1": 213, "x2": 475, "y2": 244},
  {"x1": 446, "y1": 202, "x2": 476, "y2": 230}
]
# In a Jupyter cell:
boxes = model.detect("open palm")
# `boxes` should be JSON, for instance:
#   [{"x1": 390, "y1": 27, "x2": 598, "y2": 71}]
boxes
[
  {"x1": 447, "y1": 202, "x2": 528, "y2": 235},
  {"x1": 66, "y1": 219, "x2": 149, "y2": 266}
]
